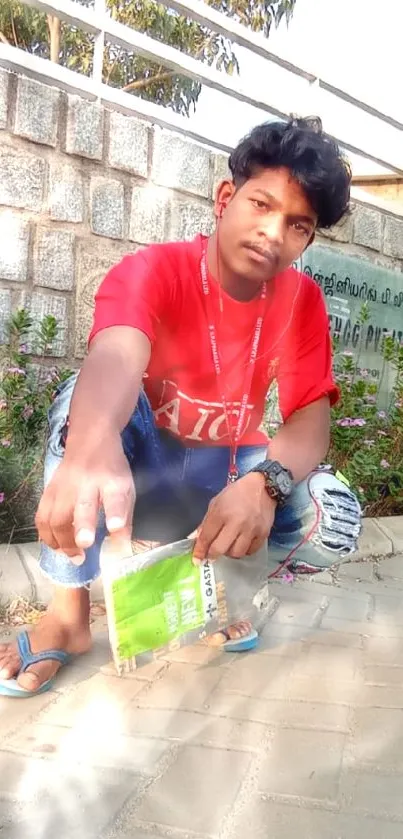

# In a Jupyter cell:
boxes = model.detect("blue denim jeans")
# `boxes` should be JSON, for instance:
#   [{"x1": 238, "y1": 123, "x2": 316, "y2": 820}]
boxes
[{"x1": 40, "y1": 374, "x2": 362, "y2": 587}]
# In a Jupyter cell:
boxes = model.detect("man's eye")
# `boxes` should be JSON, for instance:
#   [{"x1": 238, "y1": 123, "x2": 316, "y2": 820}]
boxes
[
  {"x1": 251, "y1": 199, "x2": 267, "y2": 210},
  {"x1": 293, "y1": 222, "x2": 310, "y2": 235}
]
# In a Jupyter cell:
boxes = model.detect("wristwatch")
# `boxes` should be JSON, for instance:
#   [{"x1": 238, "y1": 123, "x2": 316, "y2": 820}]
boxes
[{"x1": 249, "y1": 459, "x2": 294, "y2": 506}]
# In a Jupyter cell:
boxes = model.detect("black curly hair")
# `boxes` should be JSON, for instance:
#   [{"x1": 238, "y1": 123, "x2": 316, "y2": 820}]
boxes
[{"x1": 229, "y1": 117, "x2": 351, "y2": 229}]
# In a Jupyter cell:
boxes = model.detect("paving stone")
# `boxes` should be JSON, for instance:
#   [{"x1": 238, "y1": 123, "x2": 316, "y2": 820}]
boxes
[
  {"x1": 355, "y1": 684, "x2": 403, "y2": 708},
  {"x1": 350, "y1": 706, "x2": 403, "y2": 769},
  {"x1": 290, "y1": 644, "x2": 361, "y2": 681},
  {"x1": 49, "y1": 162, "x2": 84, "y2": 223},
  {"x1": 28, "y1": 293, "x2": 68, "y2": 357},
  {"x1": 170, "y1": 199, "x2": 214, "y2": 241},
  {"x1": 207, "y1": 691, "x2": 350, "y2": 732},
  {"x1": 33, "y1": 228, "x2": 75, "y2": 291},
  {"x1": 160, "y1": 642, "x2": 224, "y2": 666},
  {"x1": 136, "y1": 743, "x2": 251, "y2": 833},
  {"x1": 0, "y1": 543, "x2": 33, "y2": 603},
  {"x1": 364, "y1": 636, "x2": 403, "y2": 666},
  {"x1": 0, "y1": 146, "x2": 46, "y2": 211},
  {"x1": 0, "y1": 69, "x2": 9, "y2": 128},
  {"x1": 152, "y1": 129, "x2": 211, "y2": 197},
  {"x1": 0, "y1": 751, "x2": 140, "y2": 839},
  {"x1": 376, "y1": 519, "x2": 403, "y2": 554},
  {"x1": 341, "y1": 770, "x2": 403, "y2": 819},
  {"x1": 383, "y1": 215, "x2": 403, "y2": 260},
  {"x1": 355, "y1": 518, "x2": 393, "y2": 557},
  {"x1": 129, "y1": 185, "x2": 170, "y2": 243},
  {"x1": 352, "y1": 206, "x2": 382, "y2": 251},
  {"x1": 266, "y1": 591, "x2": 325, "y2": 627},
  {"x1": 0, "y1": 691, "x2": 58, "y2": 739},
  {"x1": 136, "y1": 661, "x2": 223, "y2": 710},
  {"x1": 108, "y1": 111, "x2": 148, "y2": 176},
  {"x1": 90, "y1": 176, "x2": 124, "y2": 239},
  {"x1": 257, "y1": 728, "x2": 345, "y2": 800},
  {"x1": 66, "y1": 95, "x2": 104, "y2": 160},
  {"x1": 324, "y1": 595, "x2": 371, "y2": 622},
  {"x1": 287, "y1": 675, "x2": 360, "y2": 705},
  {"x1": 122, "y1": 706, "x2": 268, "y2": 749},
  {"x1": 14, "y1": 77, "x2": 59, "y2": 146},
  {"x1": 0, "y1": 212, "x2": 29, "y2": 282},
  {"x1": 363, "y1": 665, "x2": 403, "y2": 686},
  {"x1": 7, "y1": 723, "x2": 168, "y2": 773},
  {"x1": 377, "y1": 556, "x2": 403, "y2": 583},
  {"x1": 100, "y1": 657, "x2": 167, "y2": 681},
  {"x1": 373, "y1": 594, "x2": 403, "y2": 625},
  {"x1": 233, "y1": 798, "x2": 403, "y2": 839},
  {"x1": 218, "y1": 653, "x2": 294, "y2": 699},
  {"x1": 338, "y1": 559, "x2": 375, "y2": 582},
  {"x1": 41, "y1": 671, "x2": 146, "y2": 727},
  {"x1": 306, "y1": 629, "x2": 363, "y2": 649},
  {"x1": 212, "y1": 151, "x2": 230, "y2": 199}
]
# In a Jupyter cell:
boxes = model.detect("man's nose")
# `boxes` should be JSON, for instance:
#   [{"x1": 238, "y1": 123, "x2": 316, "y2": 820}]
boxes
[{"x1": 258, "y1": 213, "x2": 285, "y2": 245}]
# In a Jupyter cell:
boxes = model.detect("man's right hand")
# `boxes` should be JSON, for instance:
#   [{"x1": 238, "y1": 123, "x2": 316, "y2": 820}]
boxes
[{"x1": 35, "y1": 433, "x2": 135, "y2": 564}]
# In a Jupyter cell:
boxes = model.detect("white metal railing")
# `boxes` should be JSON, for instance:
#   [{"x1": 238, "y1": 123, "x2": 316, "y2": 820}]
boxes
[{"x1": 1, "y1": 0, "x2": 402, "y2": 172}]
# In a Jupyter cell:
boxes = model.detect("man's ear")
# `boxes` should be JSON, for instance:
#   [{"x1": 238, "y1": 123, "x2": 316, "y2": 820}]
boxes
[{"x1": 214, "y1": 180, "x2": 235, "y2": 220}]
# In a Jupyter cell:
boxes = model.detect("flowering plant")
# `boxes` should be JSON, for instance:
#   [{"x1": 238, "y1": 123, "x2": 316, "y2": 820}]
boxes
[
  {"x1": 328, "y1": 304, "x2": 403, "y2": 516},
  {"x1": 0, "y1": 309, "x2": 71, "y2": 541}
]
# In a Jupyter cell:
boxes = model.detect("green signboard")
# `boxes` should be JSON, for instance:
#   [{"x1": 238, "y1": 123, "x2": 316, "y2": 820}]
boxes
[{"x1": 295, "y1": 245, "x2": 403, "y2": 404}]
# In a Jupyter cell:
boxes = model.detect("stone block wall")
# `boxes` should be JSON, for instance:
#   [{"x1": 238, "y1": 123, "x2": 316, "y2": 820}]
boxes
[{"x1": 0, "y1": 67, "x2": 402, "y2": 371}]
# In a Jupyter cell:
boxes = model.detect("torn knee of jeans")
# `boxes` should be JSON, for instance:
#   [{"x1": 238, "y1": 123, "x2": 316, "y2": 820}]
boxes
[{"x1": 308, "y1": 472, "x2": 362, "y2": 556}]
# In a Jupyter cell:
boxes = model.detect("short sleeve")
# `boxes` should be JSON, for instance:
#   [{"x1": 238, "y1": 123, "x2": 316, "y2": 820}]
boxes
[
  {"x1": 88, "y1": 247, "x2": 172, "y2": 347},
  {"x1": 277, "y1": 280, "x2": 339, "y2": 421}
]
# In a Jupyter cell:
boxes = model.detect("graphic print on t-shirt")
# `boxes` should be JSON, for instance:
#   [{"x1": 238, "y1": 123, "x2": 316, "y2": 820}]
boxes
[{"x1": 151, "y1": 378, "x2": 258, "y2": 444}]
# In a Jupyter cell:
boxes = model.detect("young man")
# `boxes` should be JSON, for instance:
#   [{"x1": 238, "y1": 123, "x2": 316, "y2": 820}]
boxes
[{"x1": 0, "y1": 117, "x2": 361, "y2": 696}]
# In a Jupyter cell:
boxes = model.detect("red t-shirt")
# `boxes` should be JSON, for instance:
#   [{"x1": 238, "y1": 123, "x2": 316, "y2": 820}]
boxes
[{"x1": 89, "y1": 234, "x2": 338, "y2": 446}]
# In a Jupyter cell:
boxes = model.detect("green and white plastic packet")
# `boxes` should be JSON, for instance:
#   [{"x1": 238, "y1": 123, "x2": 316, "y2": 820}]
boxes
[{"x1": 100, "y1": 537, "x2": 272, "y2": 675}]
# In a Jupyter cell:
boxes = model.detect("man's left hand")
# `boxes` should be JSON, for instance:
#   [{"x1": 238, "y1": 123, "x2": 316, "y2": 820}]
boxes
[{"x1": 192, "y1": 472, "x2": 276, "y2": 562}]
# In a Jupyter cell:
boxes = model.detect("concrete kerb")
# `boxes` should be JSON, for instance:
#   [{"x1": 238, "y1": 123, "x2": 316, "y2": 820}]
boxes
[{"x1": 0, "y1": 516, "x2": 402, "y2": 608}]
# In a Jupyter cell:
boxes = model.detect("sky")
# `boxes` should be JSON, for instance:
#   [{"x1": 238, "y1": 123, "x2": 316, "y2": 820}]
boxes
[{"x1": 187, "y1": 0, "x2": 403, "y2": 177}]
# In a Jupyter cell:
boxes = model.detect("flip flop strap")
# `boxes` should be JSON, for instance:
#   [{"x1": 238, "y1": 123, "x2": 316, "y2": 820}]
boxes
[{"x1": 17, "y1": 631, "x2": 71, "y2": 673}]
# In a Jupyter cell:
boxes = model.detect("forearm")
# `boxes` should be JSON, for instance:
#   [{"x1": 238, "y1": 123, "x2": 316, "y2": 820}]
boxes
[
  {"x1": 65, "y1": 326, "x2": 151, "y2": 456},
  {"x1": 267, "y1": 397, "x2": 330, "y2": 484}
]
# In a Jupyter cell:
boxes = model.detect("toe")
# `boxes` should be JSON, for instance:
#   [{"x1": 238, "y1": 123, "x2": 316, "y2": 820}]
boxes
[
  {"x1": 17, "y1": 660, "x2": 60, "y2": 693},
  {"x1": 0, "y1": 654, "x2": 20, "y2": 680}
]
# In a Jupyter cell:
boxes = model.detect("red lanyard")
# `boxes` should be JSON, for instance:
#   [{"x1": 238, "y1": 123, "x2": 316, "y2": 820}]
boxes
[{"x1": 200, "y1": 246, "x2": 267, "y2": 483}]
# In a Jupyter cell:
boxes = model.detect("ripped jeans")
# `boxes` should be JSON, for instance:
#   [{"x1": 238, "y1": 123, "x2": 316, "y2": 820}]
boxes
[{"x1": 40, "y1": 374, "x2": 362, "y2": 587}]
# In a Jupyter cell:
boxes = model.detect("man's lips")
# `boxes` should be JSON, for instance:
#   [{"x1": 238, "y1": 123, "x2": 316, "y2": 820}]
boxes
[{"x1": 244, "y1": 244, "x2": 279, "y2": 266}]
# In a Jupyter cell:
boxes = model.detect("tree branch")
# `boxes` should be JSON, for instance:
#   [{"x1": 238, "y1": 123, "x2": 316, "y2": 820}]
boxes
[
  {"x1": 47, "y1": 14, "x2": 61, "y2": 63},
  {"x1": 123, "y1": 70, "x2": 175, "y2": 93},
  {"x1": 0, "y1": 31, "x2": 10, "y2": 45}
]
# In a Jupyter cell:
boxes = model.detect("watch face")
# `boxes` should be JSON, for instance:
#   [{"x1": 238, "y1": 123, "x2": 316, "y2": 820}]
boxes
[{"x1": 277, "y1": 472, "x2": 292, "y2": 495}]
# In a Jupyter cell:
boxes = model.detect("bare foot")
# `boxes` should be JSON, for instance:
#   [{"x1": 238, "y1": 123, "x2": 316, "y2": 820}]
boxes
[
  {"x1": 207, "y1": 620, "x2": 254, "y2": 648},
  {"x1": 0, "y1": 587, "x2": 92, "y2": 692}
]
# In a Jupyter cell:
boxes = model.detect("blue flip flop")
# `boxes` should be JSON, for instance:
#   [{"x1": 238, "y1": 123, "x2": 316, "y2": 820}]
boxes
[
  {"x1": 221, "y1": 628, "x2": 259, "y2": 653},
  {"x1": 0, "y1": 630, "x2": 72, "y2": 698}
]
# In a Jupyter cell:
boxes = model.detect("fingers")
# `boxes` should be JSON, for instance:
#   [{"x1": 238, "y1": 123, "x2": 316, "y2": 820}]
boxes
[
  {"x1": 74, "y1": 485, "x2": 100, "y2": 549},
  {"x1": 101, "y1": 476, "x2": 135, "y2": 547}
]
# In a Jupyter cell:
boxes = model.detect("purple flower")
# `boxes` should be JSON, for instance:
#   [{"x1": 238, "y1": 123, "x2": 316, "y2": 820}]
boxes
[
  {"x1": 377, "y1": 411, "x2": 387, "y2": 420},
  {"x1": 380, "y1": 459, "x2": 390, "y2": 469},
  {"x1": 19, "y1": 344, "x2": 28, "y2": 354},
  {"x1": 360, "y1": 369, "x2": 369, "y2": 378},
  {"x1": 0, "y1": 492, "x2": 4, "y2": 504},
  {"x1": 337, "y1": 417, "x2": 352, "y2": 427},
  {"x1": 1, "y1": 439, "x2": 11, "y2": 448},
  {"x1": 351, "y1": 418, "x2": 366, "y2": 427},
  {"x1": 22, "y1": 405, "x2": 34, "y2": 420},
  {"x1": 7, "y1": 366, "x2": 26, "y2": 377},
  {"x1": 337, "y1": 417, "x2": 366, "y2": 428}
]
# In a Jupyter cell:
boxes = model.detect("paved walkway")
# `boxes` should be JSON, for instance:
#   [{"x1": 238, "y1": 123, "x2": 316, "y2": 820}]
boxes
[{"x1": 1, "y1": 552, "x2": 403, "y2": 838}]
